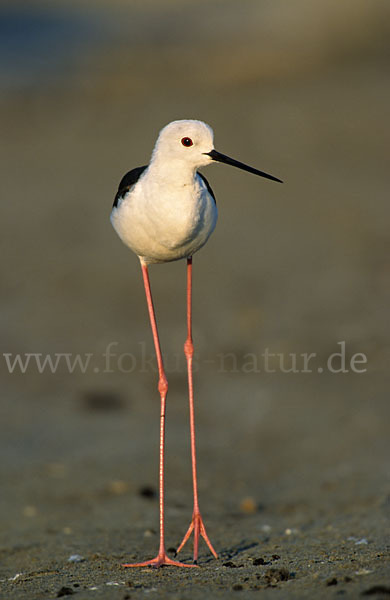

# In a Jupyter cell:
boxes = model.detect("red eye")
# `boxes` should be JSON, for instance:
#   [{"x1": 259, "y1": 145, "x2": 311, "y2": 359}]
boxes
[{"x1": 181, "y1": 137, "x2": 193, "y2": 147}]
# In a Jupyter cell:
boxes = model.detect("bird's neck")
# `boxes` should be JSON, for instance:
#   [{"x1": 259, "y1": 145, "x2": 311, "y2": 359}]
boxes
[{"x1": 147, "y1": 157, "x2": 197, "y2": 188}]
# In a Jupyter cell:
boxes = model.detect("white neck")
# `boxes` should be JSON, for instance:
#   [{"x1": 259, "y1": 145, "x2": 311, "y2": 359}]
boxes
[{"x1": 147, "y1": 156, "x2": 197, "y2": 187}]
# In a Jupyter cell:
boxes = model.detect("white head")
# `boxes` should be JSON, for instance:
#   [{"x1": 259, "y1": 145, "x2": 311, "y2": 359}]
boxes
[
  {"x1": 151, "y1": 120, "x2": 215, "y2": 169},
  {"x1": 150, "y1": 119, "x2": 283, "y2": 183}
]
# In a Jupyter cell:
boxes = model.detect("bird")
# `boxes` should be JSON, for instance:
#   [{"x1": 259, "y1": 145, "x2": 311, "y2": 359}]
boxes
[{"x1": 110, "y1": 119, "x2": 282, "y2": 568}]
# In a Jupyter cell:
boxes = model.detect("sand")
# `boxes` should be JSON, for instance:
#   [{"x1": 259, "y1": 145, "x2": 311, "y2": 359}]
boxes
[{"x1": 1, "y1": 1, "x2": 389, "y2": 598}]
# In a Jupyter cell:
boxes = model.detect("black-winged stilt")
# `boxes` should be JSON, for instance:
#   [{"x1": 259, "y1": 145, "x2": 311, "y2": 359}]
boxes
[{"x1": 110, "y1": 119, "x2": 282, "y2": 568}]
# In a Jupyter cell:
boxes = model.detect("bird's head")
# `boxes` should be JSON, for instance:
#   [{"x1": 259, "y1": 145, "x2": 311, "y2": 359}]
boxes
[
  {"x1": 152, "y1": 120, "x2": 215, "y2": 169},
  {"x1": 151, "y1": 119, "x2": 283, "y2": 182}
]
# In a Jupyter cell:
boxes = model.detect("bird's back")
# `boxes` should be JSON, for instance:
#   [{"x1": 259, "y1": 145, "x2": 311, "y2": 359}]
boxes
[{"x1": 113, "y1": 166, "x2": 148, "y2": 209}]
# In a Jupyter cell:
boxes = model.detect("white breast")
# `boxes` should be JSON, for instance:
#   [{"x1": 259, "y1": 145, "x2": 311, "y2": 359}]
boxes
[{"x1": 111, "y1": 173, "x2": 218, "y2": 264}]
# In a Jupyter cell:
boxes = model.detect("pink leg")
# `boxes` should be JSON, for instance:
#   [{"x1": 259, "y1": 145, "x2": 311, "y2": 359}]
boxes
[
  {"x1": 175, "y1": 257, "x2": 218, "y2": 564},
  {"x1": 122, "y1": 261, "x2": 197, "y2": 568}
]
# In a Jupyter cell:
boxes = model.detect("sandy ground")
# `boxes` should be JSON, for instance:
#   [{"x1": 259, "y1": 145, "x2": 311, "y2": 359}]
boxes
[{"x1": 1, "y1": 1, "x2": 389, "y2": 598}]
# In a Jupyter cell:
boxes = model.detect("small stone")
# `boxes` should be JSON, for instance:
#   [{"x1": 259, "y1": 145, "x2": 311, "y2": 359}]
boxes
[
  {"x1": 239, "y1": 497, "x2": 257, "y2": 514},
  {"x1": 139, "y1": 485, "x2": 157, "y2": 499},
  {"x1": 223, "y1": 561, "x2": 238, "y2": 568},
  {"x1": 82, "y1": 390, "x2": 124, "y2": 412},
  {"x1": 355, "y1": 569, "x2": 373, "y2": 576},
  {"x1": 107, "y1": 480, "x2": 128, "y2": 495},
  {"x1": 143, "y1": 528, "x2": 156, "y2": 537},
  {"x1": 347, "y1": 536, "x2": 368, "y2": 545},
  {"x1": 326, "y1": 578, "x2": 338, "y2": 586},
  {"x1": 362, "y1": 586, "x2": 390, "y2": 596},
  {"x1": 253, "y1": 557, "x2": 266, "y2": 566},
  {"x1": 232, "y1": 583, "x2": 243, "y2": 591},
  {"x1": 57, "y1": 587, "x2": 74, "y2": 597},
  {"x1": 264, "y1": 567, "x2": 289, "y2": 585},
  {"x1": 68, "y1": 554, "x2": 85, "y2": 563}
]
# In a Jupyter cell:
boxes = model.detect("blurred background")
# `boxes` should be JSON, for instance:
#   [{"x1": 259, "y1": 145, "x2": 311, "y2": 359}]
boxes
[{"x1": 0, "y1": 0, "x2": 389, "y2": 589}]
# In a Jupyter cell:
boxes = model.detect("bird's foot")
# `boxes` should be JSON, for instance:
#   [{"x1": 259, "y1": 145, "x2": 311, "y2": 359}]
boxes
[
  {"x1": 176, "y1": 510, "x2": 218, "y2": 563},
  {"x1": 122, "y1": 548, "x2": 198, "y2": 568}
]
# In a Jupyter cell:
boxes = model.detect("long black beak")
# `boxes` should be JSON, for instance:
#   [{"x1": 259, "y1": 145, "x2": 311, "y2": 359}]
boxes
[{"x1": 205, "y1": 149, "x2": 283, "y2": 183}]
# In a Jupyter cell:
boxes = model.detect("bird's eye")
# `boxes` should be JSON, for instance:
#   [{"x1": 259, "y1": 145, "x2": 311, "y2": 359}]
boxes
[{"x1": 181, "y1": 137, "x2": 193, "y2": 147}]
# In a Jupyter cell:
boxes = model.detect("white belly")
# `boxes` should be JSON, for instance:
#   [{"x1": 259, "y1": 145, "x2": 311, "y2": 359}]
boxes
[{"x1": 111, "y1": 176, "x2": 218, "y2": 264}]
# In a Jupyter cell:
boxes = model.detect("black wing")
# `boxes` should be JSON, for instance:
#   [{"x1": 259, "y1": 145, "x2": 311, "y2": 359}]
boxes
[
  {"x1": 197, "y1": 172, "x2": 216, "y2": 205},
  {"x1": 113, "y1": 165, "x2": 148, "y2": 208}
]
